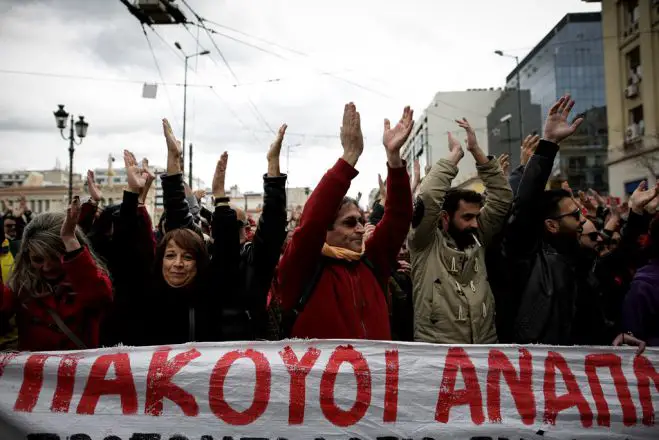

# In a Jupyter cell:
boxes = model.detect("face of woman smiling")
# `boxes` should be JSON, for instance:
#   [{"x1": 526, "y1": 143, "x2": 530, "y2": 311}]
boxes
[{"x1": 162, "y1": 239, "x2": 197, "y2": 288}]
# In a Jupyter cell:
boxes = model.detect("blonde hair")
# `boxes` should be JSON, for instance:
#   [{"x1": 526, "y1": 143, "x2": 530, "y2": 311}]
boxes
[{"x1": 7, "y1": 212, "x2": 109, "y2": 299}]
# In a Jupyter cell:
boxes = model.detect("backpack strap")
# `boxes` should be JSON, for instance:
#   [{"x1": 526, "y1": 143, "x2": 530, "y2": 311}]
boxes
[
  {"x1": 292, "y1": 257, "x2": 327, "y2": 316},
  {"x1": 361, "y1": 256, "x2": 388, "y2": 299},
  {"x1": 32, "y1": 297, "x2": 87, "y2": 350}
]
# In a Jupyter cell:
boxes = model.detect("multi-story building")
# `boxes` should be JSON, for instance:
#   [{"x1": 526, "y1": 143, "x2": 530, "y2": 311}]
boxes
[
  {"x1": 401, "y1": 89, "x2": 503, "y2": 186},
  {"x1": 584, "y1": 0, "x2": 659, "y2": 196},
  {"x1": 487, "y1": 89, "x2": 543, "y2": 171},
  {"x1": 504, "y1": 11, "x2": 609, "y2": 192}
]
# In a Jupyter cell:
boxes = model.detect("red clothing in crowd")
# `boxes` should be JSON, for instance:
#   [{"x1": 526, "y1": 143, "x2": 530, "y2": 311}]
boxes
[
  {"x1": 276, "y1": 158, "x2": 412, "y2": 340},
  {"x1": 0, "y1": 246, "x2": 113, "y2": 351}
]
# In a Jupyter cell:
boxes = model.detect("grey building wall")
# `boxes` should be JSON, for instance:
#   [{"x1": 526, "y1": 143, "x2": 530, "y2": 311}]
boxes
[{"x1": 487, "y1": 89, "x2": 542, "y2": 170}]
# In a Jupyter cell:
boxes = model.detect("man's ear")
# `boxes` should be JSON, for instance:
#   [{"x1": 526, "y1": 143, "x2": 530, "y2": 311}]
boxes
[
  {"x1": 439, "y1": 210, "x2": 449, "y2": 230},
  {"x1": 544, "y1": 218, "x2": 559, "y2": 233}
]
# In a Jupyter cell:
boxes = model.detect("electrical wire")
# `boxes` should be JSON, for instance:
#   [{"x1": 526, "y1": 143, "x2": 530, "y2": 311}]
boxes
[{"x1": 142, "y1": 24, "x2": 180, "y2": 131}]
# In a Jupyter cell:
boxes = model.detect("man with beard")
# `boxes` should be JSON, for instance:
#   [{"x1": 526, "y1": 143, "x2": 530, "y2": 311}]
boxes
[
  {"x1": 408, "y1": 118, "x2": 513, "y2": 344},
  {"x1": 503, "y1": 95, "x2": 647, "y2": 350}
]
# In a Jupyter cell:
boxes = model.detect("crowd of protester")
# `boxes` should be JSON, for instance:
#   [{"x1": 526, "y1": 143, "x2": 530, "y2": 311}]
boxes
[{"x1": 1, "y1": 95, "x2": 658, "y2": 353}]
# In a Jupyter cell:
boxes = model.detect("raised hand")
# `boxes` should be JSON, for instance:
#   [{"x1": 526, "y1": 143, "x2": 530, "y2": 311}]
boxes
[
  {"x1": 340, "y1": 102, "x2": 364, "y2": 167},
  {"x1": 378, "y1": 173, "x2": 387, "y2": 205},
  {"x1": 543, "y1": 95, "x2": 583, "y2": 145},
  {"x1": 163, "y1": 118, "x2": 183, "y2": 175},
  {"x1": 60, "y1": 196, "x2": 82, "y2": 251},
  {"x1": 447, "y1": 132, "x2": 464, "y2": 166},
  {"x1": 629, "y1": 180, "x2": 659, "y2": 214},
  {"x1": 267, "y1": 123, "x2": 287, "y2": 177},
  {"x1": 578, "y1": 191, "x2": 597, "y2": 215},
  {"x1": 86, "y1": 170, "x2": 102, "y2": 202},
  {"x1": 588, "y1": 189, "x2": 606, "y2": 208},
  {"x1": 645, "y1": 193, "x2": 659, "y2": 214},
  {"x1": 411, "y1": 159, "x2": 422, "y2": 193},
  {"x1": 383, "y1": 106, "x2": 414, "y2": 167},
  {"x1": 456, "y1": 118, "x2": 488, "y2": 165},
  {"x1": 498, "y1": 154, "x2": 510, "y2": 176},
  {"x1": 213, "y1": 152, "x2": 228, "y2": 198},
  {"x1": 521, "y1": 134, "x2": 540, "y2": 166},
  {"x1": 124, "y1": 150, "x2": 146, "y2": 193},
  {"x1": 193, "y1": 189, "x2": 207, "y2": 202},
  {"x1": 138, "y1": 157, "x2": 155, "y2": 205}
]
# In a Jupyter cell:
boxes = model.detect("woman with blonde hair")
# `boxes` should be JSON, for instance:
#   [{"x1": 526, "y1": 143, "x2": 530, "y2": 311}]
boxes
[{"x1": 0, "y1": 197, "x2": 113, "y2": 351}]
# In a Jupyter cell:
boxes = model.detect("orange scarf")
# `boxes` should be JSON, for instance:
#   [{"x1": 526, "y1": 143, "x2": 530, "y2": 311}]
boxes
[{"x1": 321, "y1": 243, "x2": 363, "y2": 261}]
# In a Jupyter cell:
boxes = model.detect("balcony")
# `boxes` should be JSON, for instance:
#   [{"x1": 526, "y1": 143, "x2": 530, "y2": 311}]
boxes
[
  {"x1": 625, "y1": 83, "x2": 639, "y2": 99},
  {"x1": 621, "y1": 20, "x2": 640, "y2": 48}
]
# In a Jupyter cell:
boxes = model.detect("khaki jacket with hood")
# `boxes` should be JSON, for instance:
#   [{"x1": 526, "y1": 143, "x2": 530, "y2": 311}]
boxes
[{"x1": 408, "y1": 157, "x2": 513, "y2": 344}]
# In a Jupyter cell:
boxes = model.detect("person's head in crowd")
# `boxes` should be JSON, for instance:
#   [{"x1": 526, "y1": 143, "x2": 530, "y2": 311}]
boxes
[
  {"x1": 8, "y1": 212, "x2": 107, "y2": 295},
  {"x1": 326, "y1": 197, "x2": 365, "y2": 253},
  {"x1": 439, "y1": 188, "x2": 483, "y2": 250},
  {"x1": 579, "y1": 219, "x2": 604, "y2": 255},
  {"x1": 547, "y1": 176, "x2": 567, "y2": 191},
  {"x1": 541, "y1": 189, "x2": 585, "y2": 243},
  {"x1": 3, "y1": 214, "x2": 17, "y2": 241},
  {"x1": 232, "y1": 206, "x2": 249, "y2": 245},
  {"x1": 155, "y1": 228, "x2": 209, "y2": 289}
]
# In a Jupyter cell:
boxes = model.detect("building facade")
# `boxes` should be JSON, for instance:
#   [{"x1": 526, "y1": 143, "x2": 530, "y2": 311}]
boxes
[
  {"x1": 401, "y1": 89, "x2": 503, "y2": 186},
  {"x1": 487, "y1": 89, "x2": 543, "y2": 171},
  {"x1": 584, "y1": 0, "x2": 659, "y2": 196},
  {"x1": 505, "y1": 11, "x2": 609, "y2": 191}
]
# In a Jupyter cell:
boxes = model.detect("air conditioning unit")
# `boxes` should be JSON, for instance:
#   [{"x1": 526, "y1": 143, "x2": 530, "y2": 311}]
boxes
[
  {"x1": 626, "y1": 124, "x2": 640, "y2": 141},
  {"x1": 625, "y1": 84, "x2": 639, "y2": 98}
]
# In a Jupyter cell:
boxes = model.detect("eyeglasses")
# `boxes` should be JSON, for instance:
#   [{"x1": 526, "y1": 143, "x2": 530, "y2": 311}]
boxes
[
  {"x1": 584, "y1": 231, "x2": 602, "y2": 241},
  {"x1": 549, "y1": 208, "x2": 581, "y2": 221},
  {"x1": 342, "y1": 217, "x2": 366, "y2": 228}
]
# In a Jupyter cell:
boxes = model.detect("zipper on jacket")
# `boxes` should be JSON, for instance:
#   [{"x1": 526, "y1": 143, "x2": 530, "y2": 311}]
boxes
[{"x1": 188, "y1": 307, "x2": 196, "y2": 341}]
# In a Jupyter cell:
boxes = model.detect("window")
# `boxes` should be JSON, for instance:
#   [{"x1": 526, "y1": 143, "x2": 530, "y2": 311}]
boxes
[
  {"x1": 627, "y1": 47, "x2": 641, "y2": 83},
  {"x1": 568, "y1": 156, "x2": 587, "y2": 171},
  {"x1": 630, "y1": 105, "x2": 644, "y2": 126},
  {"x1": 37, "y1": 200, "x2": 42, "y2": 213},
  {"x1": 113, "y1": 177, "x2": 121, "y2": 183},
  {"x1": 45, "y1": 200, "x2": 50, "y2": 211},
  {"x1": 627, "y1": 0, "x2": 640, "y2": 25}
]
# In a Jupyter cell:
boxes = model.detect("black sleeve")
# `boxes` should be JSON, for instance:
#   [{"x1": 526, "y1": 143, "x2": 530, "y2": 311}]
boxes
[
  {"x1": 161, "y1": 173, "x2": 194, "y2": 232},
  {"x1": 508, "y1": 165, "x2": 525, "y2": 198},
  {"x1": 503, "y1": 140, "x2": 559, "y2": 259}
]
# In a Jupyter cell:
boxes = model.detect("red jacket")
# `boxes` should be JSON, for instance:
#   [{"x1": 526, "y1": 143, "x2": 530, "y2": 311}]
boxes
[
  {"x1": 0, "y1": 246, "x2": 113, "y2": 351},
  {"x1": 276, "y1": 158, "x2": 412, "y2": 340}
]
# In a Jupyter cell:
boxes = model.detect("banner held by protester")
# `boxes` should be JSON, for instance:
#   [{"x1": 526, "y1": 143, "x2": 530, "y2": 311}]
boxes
[{"x1": 0, "y1": 340, "x2": 657, "y2": 440}]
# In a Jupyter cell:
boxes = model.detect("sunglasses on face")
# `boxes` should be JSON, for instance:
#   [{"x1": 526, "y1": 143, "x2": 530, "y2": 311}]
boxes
[
  {"x1": 549, "y1": 208, "x2": 581, "y2": 221},
  {"x1": 584, "y1": 231, "x2": 602, "y2": 241},
  {"x1": 342, "y1": 216, "x2": 366, "y2": 228}
]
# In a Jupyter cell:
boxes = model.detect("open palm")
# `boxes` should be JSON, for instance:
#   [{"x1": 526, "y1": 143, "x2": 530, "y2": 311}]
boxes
[
  {"x1": 544, "y1": 95, "x2": 583, "y2": 144},
  {"x1": 383, "y1": 106, "x2": 414, "y2": 153}
]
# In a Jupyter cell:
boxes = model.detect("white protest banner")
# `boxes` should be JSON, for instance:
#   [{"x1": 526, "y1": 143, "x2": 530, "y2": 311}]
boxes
[{"x1": 0, "y1": 340, "x2": 657, "y2": 440}]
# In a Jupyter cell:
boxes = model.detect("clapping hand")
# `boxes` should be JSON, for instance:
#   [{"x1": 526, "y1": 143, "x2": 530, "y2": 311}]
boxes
[
  {"x1": 447, "y1": 132, "x2": 464, "y2": 166},
  {"x1": 383, "y1": 106, "x2": 414, "y2": 168},
  {"x1": 629, "y1": 180, "x2": 659, "y2": 215},
  {"x1": 163, "y1": 118, "x2": 183, "y2": 175},
  {"x1": 213, "y1": 152, "x2": 228, "y2": 198},
  {"x1": 340, "y1": 102, "x2": 364, "y2": 167},
  {"x1": 87, "y1": 170, "x2": 102, "y2": 202},
  {"x1": 267, "y1": 123, "x2": 287, "y2": 177},
  {"x1": 521, "y1": 134, "x2": 540, "y2": 166},
  {"x1": 60, "y1": 196, "x2": 82, "y2": 252}
]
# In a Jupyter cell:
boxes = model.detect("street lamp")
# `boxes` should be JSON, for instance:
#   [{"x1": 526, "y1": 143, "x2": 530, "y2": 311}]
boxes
[
  {"x1": 175, "y1": 41, "x2": 210, "y2": 187},
  {"x1": 53, "y1": 105, "x2": 89, "y2": 203},
  {"x1": 495, "y1": 50, "x2": 524, "y2": 145},
  {"x1": 500, "y1": 114, "x2": 512, "y2": 156}
]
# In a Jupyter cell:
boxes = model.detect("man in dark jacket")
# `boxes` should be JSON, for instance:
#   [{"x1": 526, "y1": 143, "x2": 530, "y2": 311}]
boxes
[
  {"x1": 503, "y1": 95, "x2": 649, "y2": 350},
  {"x1": 211, "y1": 125, "x2": 289, "y2": 340}
]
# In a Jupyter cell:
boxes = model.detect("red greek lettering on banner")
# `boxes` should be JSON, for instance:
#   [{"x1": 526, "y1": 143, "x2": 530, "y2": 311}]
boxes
[
  {"x1": 14, "y1": 354, "x2": 54, "y2": 412},
  {"x1": 145, "y1": 347, "x2": 201, "y2": 417},
  {"x1": 634, "y1": 355, "x2": 659, "y2": 426},
  {"x1": 76, "y1": 353, "x2": 138, "y2": 415},
  {"x1": 51, "y1": 354, "x2": 83, "y2": 413},
  {"x1": 279, "y1": 345, "x2": 321, "y2": 425},
  {"x1": 585, "y1": 353, "x2": 636, "y2": 427},
  {"x1": 383, "y1": 349, "x2": 399, "y2": 423},
  {"x1": 486, "y1": 348, "x2": 535, "y2": 425},
  {"x1": 209, "y1": 349, "x2": 271, "y2": 425},
  {"x1": 435, "y1": 347, "x2": 484, "y2": 425},
  {"x1": 319, "y1": 345, "x2": 372, "y2": 427},
  {"x1": 543, "y1": 351, "x2": 593, "y2": 427}
]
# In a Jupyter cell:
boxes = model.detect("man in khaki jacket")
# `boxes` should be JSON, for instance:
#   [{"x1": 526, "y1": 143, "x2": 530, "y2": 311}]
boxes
[{"x1": 408, "y1": 118, "x2": 513, "y2": 344}]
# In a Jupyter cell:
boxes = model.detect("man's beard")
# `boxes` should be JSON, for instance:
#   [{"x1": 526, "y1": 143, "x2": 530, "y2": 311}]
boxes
[{"x1": 448, "y1": 222, "x2": 477, "y2": 250}]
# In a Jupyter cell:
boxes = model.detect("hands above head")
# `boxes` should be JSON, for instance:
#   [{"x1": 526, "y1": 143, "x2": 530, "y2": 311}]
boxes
[
  {"x1": 378, "y1": 173, "x2": 387, "y2": 205},
  {"x1": 543, "y1": 95, "x2": 583, "y2": 145},
  {"x1": 138, "y1": 157, "x2": 155, "y2": 205},
  {"x1": 456, "y1": 118, "x2": 488, "y2": 165},
  {"x1": 411, "y1": 159, "x2": 421, "y2": 192},
  {"x1": 213, "y1": 152, "x2": 229, "y2": 198},
  {"x1": 629, "y1": 180, "x2": 659, "y2": 215},
  {"x1": 267, "y1": 123, "x2": 287, "y2": 177},
  {"x1": 163, "y1": 118, "x2": 183, "y2": 175},
  {"x1": 86, "y1": 170, "x2": 102, "y2": 203},
  {"x1": 498, "y1": 154, "x2": 511, "y2": 176},
  {"x1": 340, "y1": 102, "x2": 364, "y2": 167},
  {"x1": 60, "y1": 196, "x2": 82, "y2": 251},
  {"x1": 383, "y1": 106, "x2": 414, "y2": 168},
  {"x1": 124, "y1": 150, "x2": 148, "y2": 194},
  {"x1": 447, "y1": 132, "x2": 465, "y2": 166},
  {"x1": 521, "y1": 134, "x2": 540, "y2": 166}
]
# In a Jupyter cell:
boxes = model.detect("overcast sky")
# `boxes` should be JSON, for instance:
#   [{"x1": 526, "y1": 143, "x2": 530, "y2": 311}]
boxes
[{"x1": 0, "y1": 0, "x2": 600, "y2": 201}]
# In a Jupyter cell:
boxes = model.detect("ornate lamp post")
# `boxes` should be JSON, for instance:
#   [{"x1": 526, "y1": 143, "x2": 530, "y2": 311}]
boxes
[{"x1": 53, "y1": 104, "x2": 89, "y2": 203}]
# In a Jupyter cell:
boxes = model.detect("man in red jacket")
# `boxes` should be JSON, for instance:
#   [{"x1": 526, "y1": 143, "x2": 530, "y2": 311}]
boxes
[{"x1": 275, "y1": 102, "x2": 414, "y2": 340}]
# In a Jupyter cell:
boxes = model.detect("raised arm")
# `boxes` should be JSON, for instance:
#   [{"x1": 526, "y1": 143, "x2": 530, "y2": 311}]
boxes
[
  {"x1": 504, "y1": 96, "x2": 583, "y2": 259},
  {"x1": 161, "y1": 118, "x2": 194, "y2": 232},
  {"x1": 456, "y1": 118, "x2": 514, "y2": 247},
  {"x1": 249, "y1": 124, "x2": 289, "y2": 273},
  {"x1": 407, "y1": 132, "x2": 464, "y2": 251},
  {"x1": 277, "y1": 103, "x2": 363, "y2": 310},
  {"x1": 364, "y1": 106, "x2": 415, "y2": 276}
]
